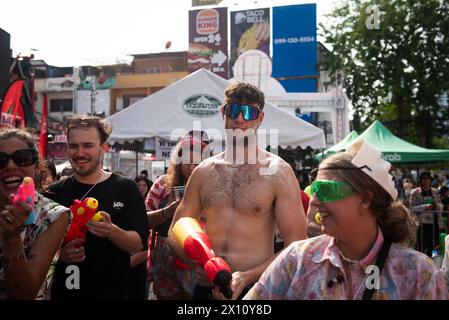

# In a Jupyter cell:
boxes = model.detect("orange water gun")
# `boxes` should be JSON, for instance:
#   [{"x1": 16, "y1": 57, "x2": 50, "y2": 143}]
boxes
[
  {"x1": 64, "y1": 197, "x2": 103, "y2": 246},
  {"x1": 173, "y1": 217, "x2": 232, "y2": 298}
]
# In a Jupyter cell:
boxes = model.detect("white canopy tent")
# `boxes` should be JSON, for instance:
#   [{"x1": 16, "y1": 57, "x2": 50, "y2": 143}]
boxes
[{"x1": 107, "y1": 69, "x2": 325, "y2": 152}]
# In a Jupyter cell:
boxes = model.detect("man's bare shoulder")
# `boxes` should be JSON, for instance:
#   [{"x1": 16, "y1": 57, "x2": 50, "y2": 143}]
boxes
[{"x1": 258, "y1": 149, "x2": 296, "y2": 180}]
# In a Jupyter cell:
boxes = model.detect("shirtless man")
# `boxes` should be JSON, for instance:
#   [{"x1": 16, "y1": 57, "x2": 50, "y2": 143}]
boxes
[{"x1": 169, "y1": 82, "x2": 307, "y2": 299}]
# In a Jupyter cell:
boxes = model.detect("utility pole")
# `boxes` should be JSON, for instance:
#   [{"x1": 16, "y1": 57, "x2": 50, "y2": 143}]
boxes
[
  {"x1": 73, "y1": 66, "x2": 79, "y2": 114},
  {"x1": 90, "y1": 75, "x2": 96, "y2": 115}
]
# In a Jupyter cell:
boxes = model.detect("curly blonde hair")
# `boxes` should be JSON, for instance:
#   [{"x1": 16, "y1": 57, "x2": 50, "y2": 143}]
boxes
[{"x1": 164, "y1": 138, "x2": 212, "y2": 190}]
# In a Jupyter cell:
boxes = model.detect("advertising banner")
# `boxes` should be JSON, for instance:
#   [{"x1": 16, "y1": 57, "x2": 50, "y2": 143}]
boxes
[
  {"x1": 272, "y1": 4, "x2": 317, "y2": 92},
  {"x1": 155, "y1": 137, "x2": 177, "y2": 160},
  {"x1": 188, "y1": 7, "x2": 228, "y2": 79},
  {"x1": 192, "y1": 0, "x2": 222, "y2": 6},
  {"x1": 230, "y1": 8, "x2": 270, "y2": 76}
]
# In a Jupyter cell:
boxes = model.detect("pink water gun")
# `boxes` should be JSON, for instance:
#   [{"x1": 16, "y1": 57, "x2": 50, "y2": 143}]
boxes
[{"x1": 12, "y1": 177, "x2": 36, "y2": 225}]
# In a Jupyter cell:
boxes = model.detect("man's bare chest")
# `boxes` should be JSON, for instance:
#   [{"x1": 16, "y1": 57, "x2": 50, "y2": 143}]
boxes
[{"x1": 201, "y1": 165, "x2": 274, "y2": 216}]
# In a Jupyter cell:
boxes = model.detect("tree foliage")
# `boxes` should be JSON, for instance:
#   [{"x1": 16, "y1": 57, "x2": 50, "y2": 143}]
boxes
[{"x1": 320, "y1": 0, "x2": 449, "y2": 147}]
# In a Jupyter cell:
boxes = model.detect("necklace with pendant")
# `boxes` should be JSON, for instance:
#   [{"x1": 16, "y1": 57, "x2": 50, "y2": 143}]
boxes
[{"x1": 79, "y1": 171, "x2": 107, "y2": 200}]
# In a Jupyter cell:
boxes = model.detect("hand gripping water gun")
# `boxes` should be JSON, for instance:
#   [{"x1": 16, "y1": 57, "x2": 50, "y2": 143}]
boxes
[
  {"x1": 64, "y1": 197, "x2": 104, "y2": 246},
  {"x1": 12, "y1": 177, "x2": 36, "y2": 225},
  {"x1": 172, "y1": 217, "x2": 233, "y2": 299}
]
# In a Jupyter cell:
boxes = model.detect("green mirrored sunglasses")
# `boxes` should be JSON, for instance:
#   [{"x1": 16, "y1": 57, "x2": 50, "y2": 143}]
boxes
[{"x1": 311, "y1": 179, "x2": 357, "y2": 203}]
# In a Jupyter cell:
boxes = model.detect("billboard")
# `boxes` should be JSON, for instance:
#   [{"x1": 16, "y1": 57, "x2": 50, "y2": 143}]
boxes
[
  {"x1": 0, "y1": 29, "x2": 10, "y2": 100},
  {"x1": 188, "y1": 7, "x2": 228, "y2": 79},
  {"x1": 192, "y1": 0, "x2": 222, "y2": 6},
  {"x1": 272, "y1": 4, "x2": 318, "y2": 92},
  {"x1": 230, "y1": 8, "x2": 270, "y2": 77}
]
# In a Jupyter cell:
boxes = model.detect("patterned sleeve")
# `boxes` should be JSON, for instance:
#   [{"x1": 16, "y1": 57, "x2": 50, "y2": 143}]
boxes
[
  {"x1": 243, "y1": 243, "x2": 300, "y2": 300},
  {"x1": 24, "y1": 193, "x2": 71, "y2": 246},
  {"x1": 145, "y1": 175, "x2": 168, "y2": 211},
  {"x1": 415, "y1": 255, "x2": 449, "y2": 300},
  {"x1": 442, "y1": 235, "x2": 449, "y2": 293}
]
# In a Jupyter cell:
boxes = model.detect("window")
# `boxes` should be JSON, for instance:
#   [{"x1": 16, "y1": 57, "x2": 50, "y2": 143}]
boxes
[
  {"x1": 123, "y1": 95, "x2": 146, "y2": 108},
  {"x1": 50, "y1": 99, "x2": 73, "y2": 112},
  {"x1": 142, "y1": 67, "x2": 161, "y2": 74}
]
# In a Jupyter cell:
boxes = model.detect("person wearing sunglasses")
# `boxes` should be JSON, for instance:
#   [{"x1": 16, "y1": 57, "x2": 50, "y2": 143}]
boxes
[
  {"x1": 0, "y1": 128, "x2": 70, "y2": 299},
  {"x1": 48, "y1": 115, "x2": 148, "y2": 300},
  {"x1": 169, "y1": 82, "x2": 307, "y2": 300},
  {"x1": 244, "y1": 140, "x2": 448, "y2": 300}
]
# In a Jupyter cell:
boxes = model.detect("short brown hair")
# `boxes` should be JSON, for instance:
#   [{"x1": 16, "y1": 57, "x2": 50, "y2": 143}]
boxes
[
  {"x1": 224, "y1": 82, "x2": 265, "y2": 110},
  {"x1": 66, "y1": 115, "x2": 112, "y2": 145}
]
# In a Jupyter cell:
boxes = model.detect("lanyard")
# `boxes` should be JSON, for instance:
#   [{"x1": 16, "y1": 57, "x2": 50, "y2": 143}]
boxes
[{"x1": 362, "y1": 239, "x2": 392, "y2": 300}]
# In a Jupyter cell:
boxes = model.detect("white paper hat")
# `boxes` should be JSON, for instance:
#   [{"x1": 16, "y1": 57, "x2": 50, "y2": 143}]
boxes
[{"x1": 347, "y1": 140, "x2": 398, "y2": 200}]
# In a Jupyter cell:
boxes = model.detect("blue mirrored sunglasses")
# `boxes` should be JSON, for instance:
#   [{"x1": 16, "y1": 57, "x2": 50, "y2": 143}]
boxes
[{"x1": 225, "y1": 103, "x2": 261, "y2": 121}]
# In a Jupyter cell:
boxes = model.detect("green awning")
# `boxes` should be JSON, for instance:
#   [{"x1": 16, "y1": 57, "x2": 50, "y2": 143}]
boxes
[
  {"x1": 317, "y1": 120, "x2": 449, "y2": 164},
  {"x1": 315, "y1": 130, "x2": 359, "y2": 160}
]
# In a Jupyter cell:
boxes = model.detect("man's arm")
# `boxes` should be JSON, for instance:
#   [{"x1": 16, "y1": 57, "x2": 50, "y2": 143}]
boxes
[
  {"x1": 220, "y1": 161, "x2": 307, "y2": 299},
  {"x1": 273, "y1": 163, "x2": 308, "y2": 245},
  {"x1": 168, "y1": 166, "x2": 205, "y2": 269}
]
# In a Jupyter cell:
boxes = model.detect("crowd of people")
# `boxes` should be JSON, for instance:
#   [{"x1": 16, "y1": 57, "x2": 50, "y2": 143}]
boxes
[{"x1": 0, "y1": 82, "x2": 448, "y2": 300}]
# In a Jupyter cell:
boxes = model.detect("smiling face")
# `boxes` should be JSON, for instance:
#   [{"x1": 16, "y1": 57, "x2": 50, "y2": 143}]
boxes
[
  {"x1": 67, "y1": 126, "x2": 104, "y2": 178},
  {"x1": 310, "y1": 170, "x2": 370, "y2": 239},
  {"x1": 0, "y1": 137, "x2": 37, "y2": 201}
]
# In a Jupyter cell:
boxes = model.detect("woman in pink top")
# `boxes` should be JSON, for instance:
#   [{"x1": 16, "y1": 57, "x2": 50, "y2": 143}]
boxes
[{"x1": 244, "y1": 140, "x2": 448, "y2": 300}]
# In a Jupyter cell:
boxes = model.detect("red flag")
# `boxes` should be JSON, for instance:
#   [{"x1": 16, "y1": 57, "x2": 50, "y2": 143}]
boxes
[
  {"x1": 39, "y1": 93, "x2": 48, "y2": 159},
  {"x1": 1, "y1": 80, "x2": 25, "y2": 127}
]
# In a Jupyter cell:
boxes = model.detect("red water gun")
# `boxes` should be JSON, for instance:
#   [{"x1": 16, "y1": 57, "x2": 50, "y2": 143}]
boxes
[
  {"x1": 64, "y1": 197, "x2": 103, "y2": 246},
  {"x1": 172, "y1": 217, "x2": 232, "y2": 298}
]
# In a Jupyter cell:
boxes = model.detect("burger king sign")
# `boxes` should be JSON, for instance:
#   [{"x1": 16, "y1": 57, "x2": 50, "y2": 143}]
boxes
[
  {"x1": 196, "y1": 9, "x2": 219, "y2": 34},
  {"x1": 189, "y1": 7, "x2": 228, "y2": 79}
]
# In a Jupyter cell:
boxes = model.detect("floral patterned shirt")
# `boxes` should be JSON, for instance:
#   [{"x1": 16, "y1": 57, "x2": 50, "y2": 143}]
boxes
[
  {"x1": 244, "y1": 229, "x2": 449, "y2": 300},
  {"x1": 0, "y1": 192, "x2": 71, "y2": 299},
  {"x1": 145, "y1": 175, "x2": 170, "y2": 211}
]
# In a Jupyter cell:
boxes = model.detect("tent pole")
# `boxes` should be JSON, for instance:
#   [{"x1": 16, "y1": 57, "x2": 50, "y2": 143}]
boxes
[{"x1": 136, "y1": 152, "x2": 138, "y2": 178}]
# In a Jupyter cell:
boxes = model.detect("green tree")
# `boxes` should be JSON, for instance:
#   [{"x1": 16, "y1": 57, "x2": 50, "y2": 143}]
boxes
[{"x1": 320, "y1": 0, "x2": 449, "y2": 147}]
